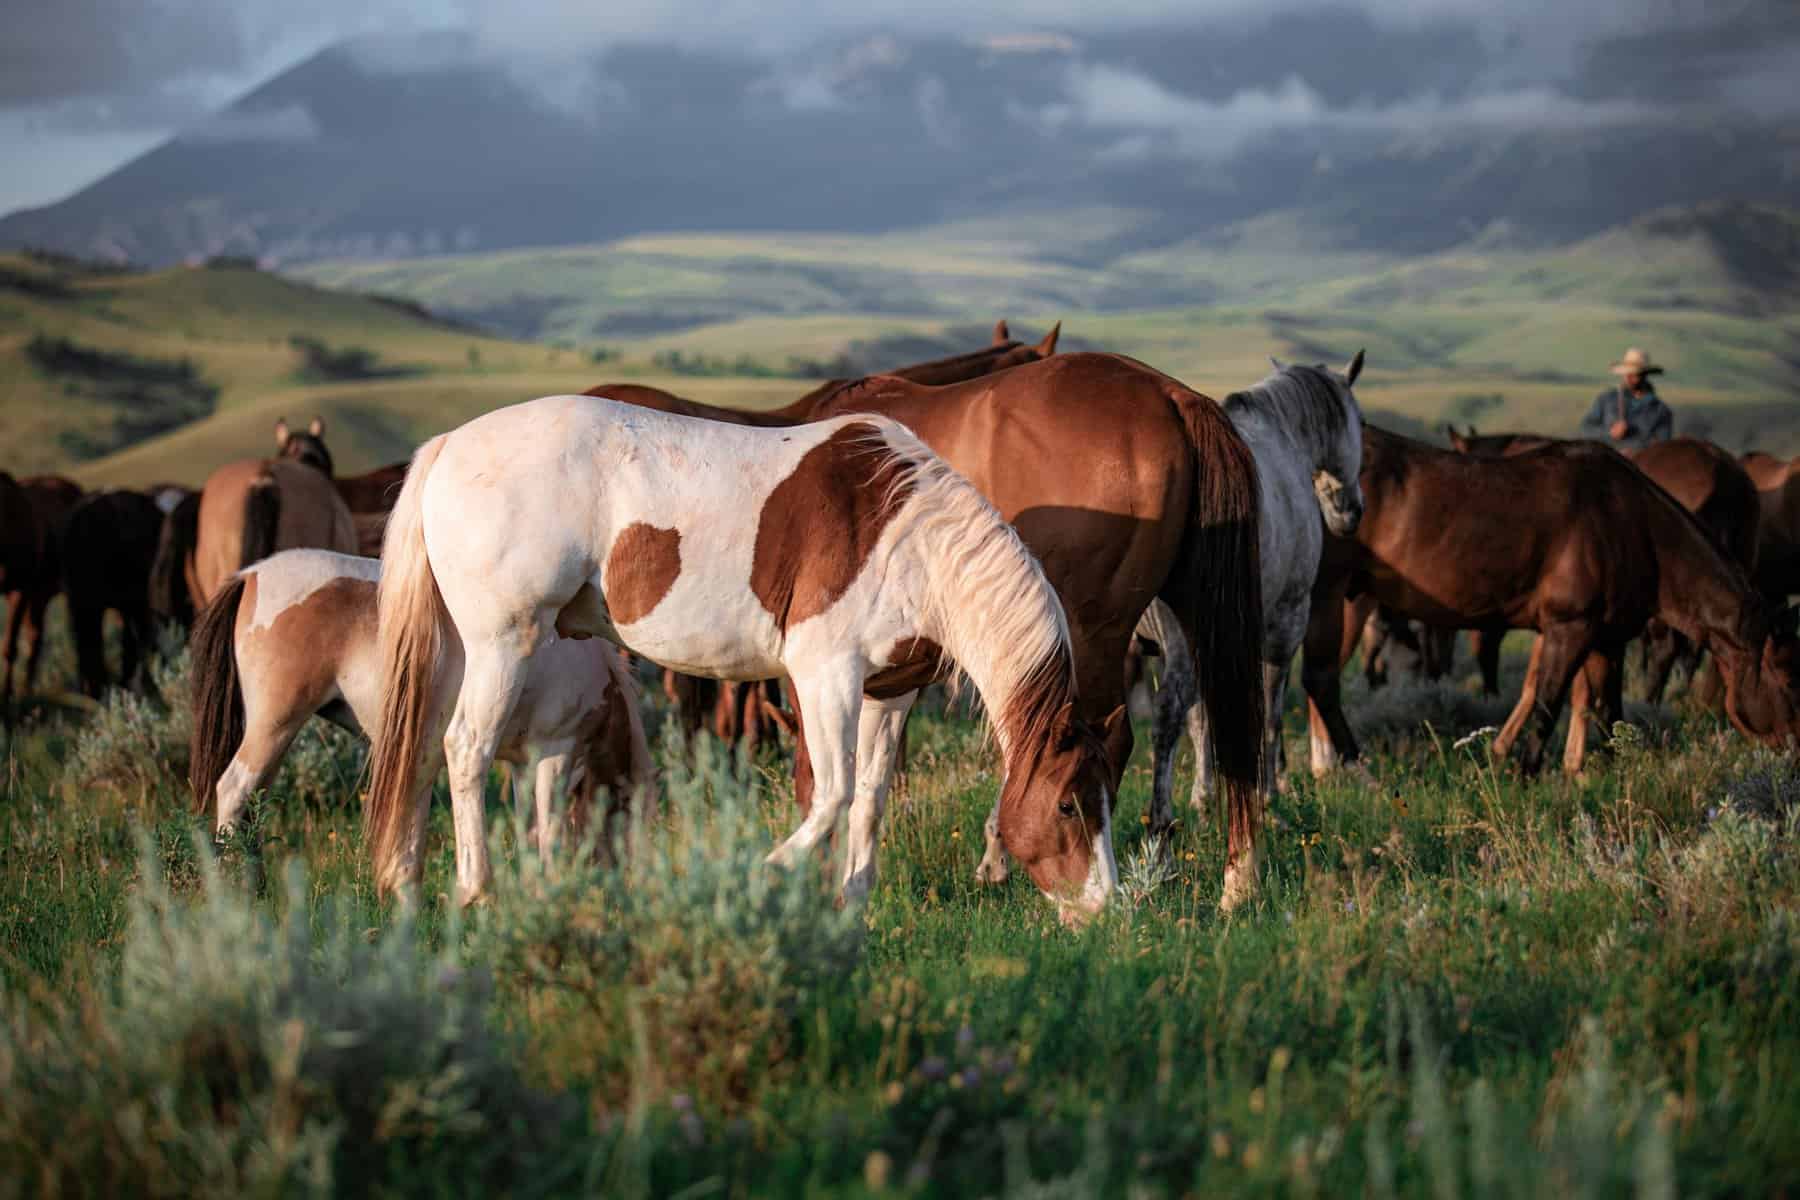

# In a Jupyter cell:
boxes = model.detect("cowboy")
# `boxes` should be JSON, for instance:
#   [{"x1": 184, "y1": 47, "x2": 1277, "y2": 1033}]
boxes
[{"x1": 1580, "y1": 346, "x2": 1672, "y2": 451}]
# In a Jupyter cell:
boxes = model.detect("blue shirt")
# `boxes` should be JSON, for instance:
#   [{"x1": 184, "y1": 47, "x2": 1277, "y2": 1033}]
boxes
[{"x1": 1580, "y1": 384, "x2": 1672, "y2": 452}]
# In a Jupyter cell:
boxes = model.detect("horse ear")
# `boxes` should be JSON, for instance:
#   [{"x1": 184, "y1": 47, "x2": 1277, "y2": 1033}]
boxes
[
  {"x1": 274, "y1": 417, "x2": 290, "y2": 448},
  {"x1": 308, "y1": 415, "x2": 326, "y2": 438},
  {"x1": 1345, "y1": 349, "x2": 1365, "y2": 387},
  {"x1": 992, "y1": 319, "x2": 1010, "y2": 345},
  {"x1": 1270, "y1": 356, "x2": 1287, "y2": 372},
  {"x1": 1036, "y1": 321, "x2": 1061, "y2": 356}
]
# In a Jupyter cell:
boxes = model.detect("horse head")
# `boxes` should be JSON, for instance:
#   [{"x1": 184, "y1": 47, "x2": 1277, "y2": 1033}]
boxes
[
  {"x1": 999, "y1": 699, "x2": 1125, "y2": 928},
  {"x1": 1288, "y1": 350, "x2": 1365, "y2": 537},
  {"x1": 275, "y1": 415, "x2": 335, "y2": 477},
  {"x1": 1721, "y1": 603, "x2": 1800, "y2": 748}
]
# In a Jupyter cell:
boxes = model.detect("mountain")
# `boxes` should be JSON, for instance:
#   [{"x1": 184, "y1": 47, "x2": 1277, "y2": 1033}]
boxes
[{"x1": 3, "y1": 17, "x2": 1797, "y2": 267}]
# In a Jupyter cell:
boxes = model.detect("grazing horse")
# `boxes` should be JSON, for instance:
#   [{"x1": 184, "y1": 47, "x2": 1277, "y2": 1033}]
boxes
[
  {"x1": 366, "y1": 397, "x2": 1122, "y2": 924},
  {"x1": 189, "y1": 549, "x2": 651, "y2": 854},
  {"x1": 2, "y1": 474, "x2": 83, "y2": 701},
  {"x1": 1132, "y1": 353, "x2": 1366, "y2": 827},
  {"x1": 61, "y1": 490, "x2": 166, "y2": 695},
  {"x1": 335, "y1": 461, "x2": 410, "y2": 556},
  {"x1": 1304, "y1": 428, "x2": 1800, "y2": 775},
  {"x1": 1447, "y1": 430, "x2": 1760, "y2": 701},
  {"x1": 1742, "y1": 451, "x2": 1800, "y2": 600},
  {"x1": 191, "y1": 417, "x2": 357, "y2": 603},
  {"x1": 590, "y1": 319, "x2": 1059, "y2": 749},
  {"x1": 779, "y1": 353, "x2": 1266, "y2": 909}
]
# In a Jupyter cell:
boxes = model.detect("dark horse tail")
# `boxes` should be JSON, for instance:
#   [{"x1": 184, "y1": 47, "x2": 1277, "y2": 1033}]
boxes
[
  {"x1": 189, "y1": 573, "x2": 247, "y2": 815},
  {"x1": 240, "y1": 469, "x2": 281, "y2": 570},
  {"x1": 150, "y1": 491, "x2": 201, "y2": 627},
  {"x1": 1162, "y1": 387, "x2": 1266, "y2": 858}
]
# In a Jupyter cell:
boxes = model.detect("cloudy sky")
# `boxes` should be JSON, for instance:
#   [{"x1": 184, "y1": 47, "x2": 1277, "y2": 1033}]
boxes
[{"x1": 2, "y1": 0, "x2": 1793, "y2": 217}]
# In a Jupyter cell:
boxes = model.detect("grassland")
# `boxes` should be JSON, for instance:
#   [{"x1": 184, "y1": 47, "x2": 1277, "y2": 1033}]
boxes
[{"x1": 3, "y1": 610, "x2": 1799, "y2": 1195}]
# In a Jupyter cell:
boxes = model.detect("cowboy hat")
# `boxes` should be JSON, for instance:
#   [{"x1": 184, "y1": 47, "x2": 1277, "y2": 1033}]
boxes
[{"x1": 1609, "y1": 347, "x2": 1664, "y2": 377}]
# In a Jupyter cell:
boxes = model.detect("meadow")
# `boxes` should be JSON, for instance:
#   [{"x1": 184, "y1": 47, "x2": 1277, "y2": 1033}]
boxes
[{"x1": 3, "y1": 610, "x2": 1798, "y2": 1197}]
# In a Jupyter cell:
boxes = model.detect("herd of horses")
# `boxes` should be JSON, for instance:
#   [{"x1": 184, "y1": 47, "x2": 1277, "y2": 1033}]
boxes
[{"x1": 7, "y1": 318, "x2": 1800, "y2": 924}]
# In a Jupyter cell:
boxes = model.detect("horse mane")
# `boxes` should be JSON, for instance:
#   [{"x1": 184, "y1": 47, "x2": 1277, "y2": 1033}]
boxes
[
  {"x1": 863, "y1": 420, "x2": 1075, "y2": 753},
  {"x1": 1224, "y1": 363, "x2": 1358, "y2": 455}
]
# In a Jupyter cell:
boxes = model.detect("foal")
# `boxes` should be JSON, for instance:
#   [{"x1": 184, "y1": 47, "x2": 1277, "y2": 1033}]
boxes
[
  {"x1": 365, "y1": 397, "x2": 1119, "y2": 924},
  {"x1": 190, "y1": 549, "x2": 650, "y2": 852},
  {"x1": 1136, "y1": 353, "x2": 1365, "y2": 824}
]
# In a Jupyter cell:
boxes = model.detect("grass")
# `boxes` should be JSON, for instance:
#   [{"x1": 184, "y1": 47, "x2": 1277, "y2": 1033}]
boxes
[{"x1": 2, "y1": 617, "x2": 1798, "y2": 1195}]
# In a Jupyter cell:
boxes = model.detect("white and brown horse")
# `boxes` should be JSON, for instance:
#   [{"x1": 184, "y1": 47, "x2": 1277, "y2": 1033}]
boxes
[
  {"x1": 191, "y1": 417, "x2": 358, "y2": 603},
  {"x1": 190, "y1": 549, "x2": 651, "y2": 854},
  {"x1": 366, "y1": 396, "x2": 1121, "y2": 923}
]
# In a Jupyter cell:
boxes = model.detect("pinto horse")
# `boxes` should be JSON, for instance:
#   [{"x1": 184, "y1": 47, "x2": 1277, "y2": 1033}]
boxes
[
  {"x1": 1132, "y1": 353, "x2": 1365, "y2": 825},
  {"x1": 366, "y1": 397, "x2": 1123, "y2": 924},
  {"x1": 787, "y1": 353, "x2": 1266, "y2": 909},
  {"x1": 62, "y1": 489, "x2": 166, "y2": 695},
  {"x1": 192, "y1": 417, "x2": 358, "y2": 603},
  {"x1": 1305, "y1": 427, "x2": 1800, "y2": 775},
  {"x1": 590, "y1": 319, "x2": 1060, "y2": 750},
  {"x1": 2, "y1": 474, "x2": 83, "y2": 701},
  {"x1": 189, "y1": 549, "x2": 650, "y2": 855},
  {"x1": 1446, "y1": 430, "x2": 1761, "y2": 701}
]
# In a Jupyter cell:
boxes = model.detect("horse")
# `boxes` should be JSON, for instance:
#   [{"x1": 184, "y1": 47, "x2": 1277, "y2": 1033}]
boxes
[
  {"x1": 365, "y1": 396, "x2": 1123, "y2": 925},
  {"x1": 1742, "y1": 451, "x2": 1800, "y2": 600},
  {"x1": 335, "y1": 461, "x2": 410, "y2": 556},
  {"x1": 1129, "y1": 354, "x2": 1365, "y2": 828},
  {"x1": 2, "y1": 474, "x2": 83, "y2": 701},
  {"x1": 191, "y1": 417, "x2": 358, "y2": 603},
  {"x1": 590, "y1": 319, "x2": 1059, "y2": 750},
  {"x1": 190, "y1": 549, "x2": 651, "y2": 856},
  {"x1": 772, "y1": 352, "x2": 1267, "y2": 910},
  {"x1": 1304, "y1": 427, "x2": 1800, "y2": 775},
  {"x1": 61, "y1": 490, "x2": 166, "y2": 696},
  {"x1": 0, "y1": 473, "x2": 42, "y2": 711},
  {"x1": 149, "y1": 490, "x2": 203, "y2": 629},
  {"x1": 1447, "y1": 430, "x2": 1761, "y2": 702}
]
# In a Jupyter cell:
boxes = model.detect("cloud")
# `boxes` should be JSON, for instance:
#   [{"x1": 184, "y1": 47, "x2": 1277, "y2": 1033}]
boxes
[{"x1": 1055, "y1": 64, "x2": 1661, "y2": 159}]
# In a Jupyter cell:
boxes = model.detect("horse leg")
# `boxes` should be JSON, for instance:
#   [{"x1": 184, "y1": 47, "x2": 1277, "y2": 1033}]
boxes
[
  {"x1": 2, "y1": 590, "x2": 24, "y2": 704},
  {"x1": 442, "y1": 645, "x2": 532, "y2": 905},
  {"x1": 1496, "y1": 625, "x2": 1591, "y2": 775},
  {"x1": 532, "y1": 743, "x2": 577, "y2": 858},
  {"x1": 1186, "y1": 698, "x2": 1212, "y2": 819},
  {"x1": 1638, "y1": 621, "x2": 1682, "y2": 705},
  {"x1": 70, "y1": 600, "x2": 105, "y2": 697},
  {"x1": 20, "y1": 593, "x2": 50, "y2": 694},
  {"x1": 1564, "y1": 648, "x2": 1624, "y2": 774},
  {"x1": 767, "y1": 664, "x2": 864, "y2": 867},
  {"x1": 1262, "y1": 658, "x2": 1289, "y2": 799},
  {"x1": 1473, "y1": 626, "x2": 1504, "y2": 697},
  {"x1": 120, "y1": 608, "x2": 147, "y2": 694},
  {"x1": 1302, "y1": 591, "x2": 1359, "y2": 774},
  {"x1": 214, "y1": 717, "x2": 307, "y2": 836},
  {"x1": 1148, "y1": 628, "x2": 1196, "y2": 836},
  {"x1": 841, "y1": 692, "x2": 917, "y2": 904},
  {"x1": 1360, "y1": 610, "x2": 1389, "y2": 689}
]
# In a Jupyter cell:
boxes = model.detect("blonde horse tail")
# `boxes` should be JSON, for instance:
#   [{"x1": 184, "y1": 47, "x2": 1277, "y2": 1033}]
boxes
[
  {"x1": 365, "y1": 435, "x2": 451, "y2": 895},
  {"x1": 1162, "y1": 387, "x2": 1266, "y2": 857},
  {"x1": 188, "y1": 572, "x2": 248, "y2": 814},
  {"x1": 240, "y1": 468, "x2": 281, "y2": 569}
]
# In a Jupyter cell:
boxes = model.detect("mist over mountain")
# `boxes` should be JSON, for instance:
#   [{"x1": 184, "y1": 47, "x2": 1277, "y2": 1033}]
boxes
[{"x1": 3, "y1": 9, "x2": 1796, "y2": 266}]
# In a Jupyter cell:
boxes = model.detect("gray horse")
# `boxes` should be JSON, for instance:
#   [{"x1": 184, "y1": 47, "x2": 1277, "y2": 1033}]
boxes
[{"x1": 1138, "y1": 353, "x2": 1365, "y2": 831}]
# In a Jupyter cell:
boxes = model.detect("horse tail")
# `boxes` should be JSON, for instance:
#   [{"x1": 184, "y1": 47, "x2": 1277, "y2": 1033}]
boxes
[
  {"x1": 240, "y1": 468, "x2": 281, "y2": 570},
  {"x1": 1161, "y1": 386, "x2": 1266, "y2": 849},
  {"x1": 188, "y1": 572, "x2": 248, "y2": 815},
  {"x1": 366, "y1": 435, "x2": 451, "y2": 895},
  {"x1": 150, "y1": 492, "x2": 201, "y2": 627}
]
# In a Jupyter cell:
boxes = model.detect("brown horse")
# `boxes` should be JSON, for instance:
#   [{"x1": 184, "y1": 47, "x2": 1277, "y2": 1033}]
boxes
[
  {"x1": 1305, "y1": 426, "x2": 1800, "y2": 775},
  {"x1": 149, "y1": 490, "x2": 203, "y2": 629},
  {"x1": 335, "y1": 461, "x2": 410, "y2": 556},
  {"x1": 1447, "y1": 430, "x2": 1761, "y2": 701},
  {"x1": 191, "y1": 417, "x2": 357, "y2": 603},
  {"x1": 1742, "y1": 451, "x2": 1800, "y2": 600},
  {"x1": 62, "y1": 490, "x2": 167, "y2": 695},
  {"x1": 0, "y1": 472, "x2": 42, "y2": 711},
  {"x1": 2, "y1": 474, "x2": 83, "y2": 701},
  {"x1": 788, "y1": 352, "x2": 1267, "y2": 908},
  {"x1": 593, "y1": 321, "x2": 1059, "y2": 752}
]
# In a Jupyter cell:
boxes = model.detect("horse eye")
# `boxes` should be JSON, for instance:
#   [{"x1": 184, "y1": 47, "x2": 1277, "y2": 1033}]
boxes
[{"x1": 1058, "y1": 799, "x2": 1077, "y2": 819}]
